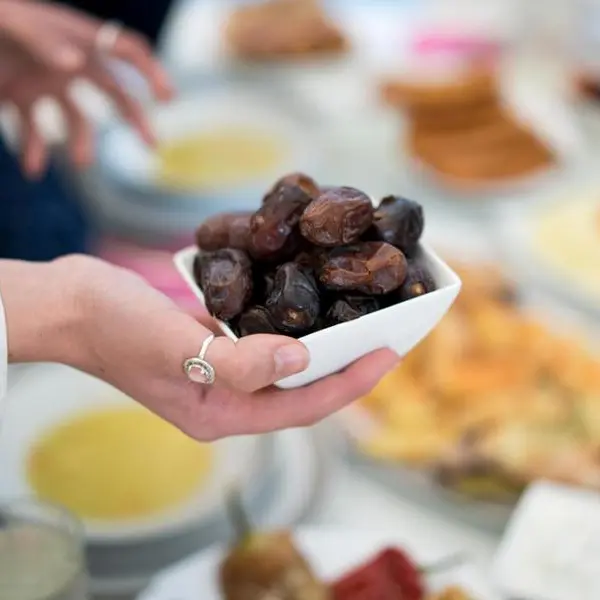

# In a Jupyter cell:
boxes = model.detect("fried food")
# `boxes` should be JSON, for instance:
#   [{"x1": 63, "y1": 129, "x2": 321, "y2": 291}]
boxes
[
  {"x1": 382, "y1": 68, "x2": 555, "y2": 186},
  {"x1": 358, "y1": 263, "x2": 600, "y2": 498},
  {"x1": 224, "y1": 0, "x2": 348, "y2": 61}
]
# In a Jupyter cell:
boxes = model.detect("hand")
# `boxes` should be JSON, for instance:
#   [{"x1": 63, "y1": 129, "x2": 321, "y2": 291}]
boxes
[
  {"x1": 0, "y1": 1, "x2": 174, "y2": 177},
  {"x1": 2, "y1": 255, "x2": 400, "y2": 440}
]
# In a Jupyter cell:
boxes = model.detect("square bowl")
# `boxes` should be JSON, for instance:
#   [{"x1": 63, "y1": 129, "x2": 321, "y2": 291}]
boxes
[{"x1": 173, "y1": 245, "x2": 461, "y2": 389}]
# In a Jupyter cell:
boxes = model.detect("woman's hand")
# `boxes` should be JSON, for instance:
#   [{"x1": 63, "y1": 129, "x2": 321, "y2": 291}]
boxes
[
  {"x1": 1, "y1": 255, "x2": 399, "y2": 440},
  {"x1": 0, "y1": 1, "x2": 174, "y2": 177}
]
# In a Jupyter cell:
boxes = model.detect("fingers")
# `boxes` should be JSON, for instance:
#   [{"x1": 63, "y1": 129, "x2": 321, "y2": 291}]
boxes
[
  {"x1": 111, "y1": 32, "x2": 174, "y2": 102},
  {"x1": 17, "y1": 105, "x2": 47, "y2": 178},
  {"x1": 90, "y1": 62, "x2": 156, "y2": 146},
  {"x1": 3, "y1": 12, "x2": 85, "y2": 71},
  {"x1": 231, "y1": 349, "x2": 400, "y2": 435},
  {"x1": 58, "y1": 93, "x2": 93, "y2": 168},
  {"x1": 205, "y1": 334, "x2": 310, "y2": 393}
]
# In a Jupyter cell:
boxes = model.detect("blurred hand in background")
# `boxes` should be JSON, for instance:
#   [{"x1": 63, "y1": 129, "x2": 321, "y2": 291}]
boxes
[{"x1": 0, "y1": 0, "x2": 174, "y2": 177}]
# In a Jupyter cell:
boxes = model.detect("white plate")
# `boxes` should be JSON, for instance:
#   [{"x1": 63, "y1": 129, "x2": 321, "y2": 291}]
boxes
[
  {"x1": 0, "y1": 364, "x2": 262, "y2": 545},
  {"x1": 139, "y1": 528, "x2": 500, "y2": 600},
  {"x1": 495, "y1": 185, "x2": 600, "y2": 319},
  {"x1": 174, "y1": 242, "x2": 461, "y2": 389},
  {"x1": 89, "y1": 426, "x2": 329, "y2": 597},
  {"x1": 492, "y1": 482, "x2": 600, "y2": 600},
  {"x1": 97, "y1": 88, "x2": 317, "y2": 197}
]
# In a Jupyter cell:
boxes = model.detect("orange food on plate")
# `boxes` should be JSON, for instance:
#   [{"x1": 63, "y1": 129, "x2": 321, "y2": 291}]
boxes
[{"x1": 357, "y1": 263, "x2": 600, "y2": 497}]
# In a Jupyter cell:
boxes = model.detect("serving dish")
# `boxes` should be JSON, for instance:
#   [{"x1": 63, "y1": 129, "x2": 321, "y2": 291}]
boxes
[
  {"x1": 96, "y1": 86, "x2": 317, "y2": 204},
  {"x1": 495, "y1": 184, "x2": 600, "y2": 319},
  {"x1": 492, "y1": 481, "x2": 600, "y2": 600},
  {"x1": 140, "y1": 528, "x2": 499, "y2": 600},
  {"x1": 0, "y1": 364, "x2": 264, "y2": 544},
  {"x1": 174, "y1": 242, "x2": 461, "y2": 389},
  {"x1": 336, "y1": 228, "x2": 600, "y2": 533}
]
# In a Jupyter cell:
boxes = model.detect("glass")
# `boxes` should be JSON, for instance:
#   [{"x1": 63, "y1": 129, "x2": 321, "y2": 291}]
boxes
[{"x1": 0, "y1": 500, "x2": 89, "y2": 600}]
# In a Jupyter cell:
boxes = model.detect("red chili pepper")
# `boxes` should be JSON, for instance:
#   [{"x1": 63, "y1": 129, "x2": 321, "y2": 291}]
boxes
[{"x1": 332, "y1": 547, "x2": 425, "y2": 600}]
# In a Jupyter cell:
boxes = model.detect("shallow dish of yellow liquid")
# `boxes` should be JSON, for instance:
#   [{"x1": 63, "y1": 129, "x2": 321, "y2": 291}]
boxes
[
  {"x1": 155, "y1": 127, "x2": 289, "y2": 191},
  {"x1": 28, "y1": 407, "x2": 214, "y2": 522},
  {"x1": 0, "y1": 365, "x2": 263, "y2": 544}
]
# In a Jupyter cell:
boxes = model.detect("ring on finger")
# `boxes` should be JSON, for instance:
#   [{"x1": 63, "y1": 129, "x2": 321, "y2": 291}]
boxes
[
  {"x1": 183, "y1": 334, "x2": 217, "y2": 385},
  {"x1": 95, "y1": 20, "x2": 123, "y2": 54}
]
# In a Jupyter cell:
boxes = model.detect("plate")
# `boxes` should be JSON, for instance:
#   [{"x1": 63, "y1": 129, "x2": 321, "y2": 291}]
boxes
[
  {"x1": 96, "y1": 87, "x2": 317, "y2": 200},
  {"x1": 0, "y1": 364, "x2": 262, "y2": 544},
  {"x1": 89, "y1": 426, "x2": 330, "y2": 597},
  {"x1": 174, "y1": 242, "x2": 461, "y2": 389},
  {"x1": 139, "y1": 528, "x2": 500, "y2": 600}
]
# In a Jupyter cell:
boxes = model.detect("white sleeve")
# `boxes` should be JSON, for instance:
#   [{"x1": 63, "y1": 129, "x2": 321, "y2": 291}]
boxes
[{"x1": 0, "y1": 289, "x2": 7, "y2": 420}]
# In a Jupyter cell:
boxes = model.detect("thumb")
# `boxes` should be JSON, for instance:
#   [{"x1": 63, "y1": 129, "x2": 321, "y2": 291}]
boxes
[{"x1": 189, "y1": 332, "x2": 310, "y2": 393}]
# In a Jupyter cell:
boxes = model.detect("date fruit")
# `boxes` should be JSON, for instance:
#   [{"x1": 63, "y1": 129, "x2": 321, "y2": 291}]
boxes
[
  {"x1": 398, "y1": 261, "x2": 436, "y2": 301},
  {"x1": 300, "y1": 187, "x2": 373, "y2": 246},
  {"x1": 327, "y1": 295, "x2": 380, "y2": 325},
  {"x1": 373, "y1": 196, "x2": 424, "y2": 254},
  {"x1": 237, "y1": 306, "x2": 278, "y2": 336},
  {"x1": 266, "y1": 263, "x2": 320, "y2": 334},
  {"x1": 195, "y1": 211, "x2": 253, "y2": 252},
  {"x1": 318, "y1": 242, "x2": 408, "y2": 295},
  {"x1": 249, "y1": 173, "x2": 319, "y2": 260},
  {"x1": 191, "y1": 174, "x2": 436, "y2": 340},
  {"x1": 195, "y1": 249, "x2": 253, "y2": 320}
]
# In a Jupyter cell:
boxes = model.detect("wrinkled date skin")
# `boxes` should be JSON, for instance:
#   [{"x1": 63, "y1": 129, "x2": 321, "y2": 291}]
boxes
[
  {"x1": 373, "y1": 196, "x2": 424, "y2": 254},
  {"x1": 266, "y1": 263, "x2": 320, "y2": 334},
  {"x1": 262, "y1": 172, "x2": 320, "y2": 203},
  {"x1": 195, "y1": 249, "x2": 253, "y2": 320},
  {"x1": 236, "y1": 306, "x2": 278, "y2": 336},
  {"x1": 300, "y1": 186, "x2": 373, "y2": 247},
  {"x1": 327, "y1": 295, "x2": 381, "y2": 325},
  {"x1": 398, "y1": 261, "x2": 436, "y2": 301},
  {"x1": 195, "y1": 211, "x2": 253, "y2": 251},
  {"x1": 249, "y1": 173, "x2": 319, "y2": 260},
  {"x1": 319, "y1": 242, "x2": 407, "y2": 295}
]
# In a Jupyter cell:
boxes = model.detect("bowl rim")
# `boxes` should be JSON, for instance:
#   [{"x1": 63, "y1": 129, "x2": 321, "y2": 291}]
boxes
[{"x1": 173, "y1": 241, "x2": 462, "y2": 347}]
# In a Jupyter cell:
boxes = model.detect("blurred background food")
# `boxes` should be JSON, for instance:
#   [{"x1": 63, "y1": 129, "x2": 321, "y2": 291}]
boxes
[
  {"x1": 355, "y1": 263, "x2": 600, "y2": 498},
  {"x1": 1, "y1": 0, "x2": 600, "y2": 597},
  {"x1": 27, "y1": 406, "x2": 214, "y2": 521},
  {"x1": 382, "y1": 68, "x2": 556, "y2": 186}
]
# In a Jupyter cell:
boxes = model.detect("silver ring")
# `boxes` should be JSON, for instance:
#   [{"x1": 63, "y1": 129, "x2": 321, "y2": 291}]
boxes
[
  {"x1": 183, "y1": 334, "x2": 216, "y2": 384},
  {"x1": 95, "y1": 21, "x2": 122, "y2": 54}
]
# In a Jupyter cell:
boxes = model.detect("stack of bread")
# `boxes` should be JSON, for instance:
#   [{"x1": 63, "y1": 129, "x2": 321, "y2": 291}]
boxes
[{"x1": 382, "y1": 69, "x2": 555, "y2": 187}]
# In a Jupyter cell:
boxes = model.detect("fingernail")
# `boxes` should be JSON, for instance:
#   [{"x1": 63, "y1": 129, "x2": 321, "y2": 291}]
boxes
[{"x1": 274, "y1": 344, "x2": 309, "y2": 377}]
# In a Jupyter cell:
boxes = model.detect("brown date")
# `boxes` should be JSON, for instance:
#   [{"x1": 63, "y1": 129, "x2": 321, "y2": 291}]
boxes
[
  {"x1": 262, "y1": 172, "x2": 320, "y2": 203},
  {"x1": 373, "y1": 195, "x2": 424, "y2": 254},
  {"x1": 318, "y1": 241, "x2": 407, "y2": 295},
  {"x1": 300, "y1": 186, "x2": 373, "y2": 246},
  {"x1": 195, "y1": 211, "x2": 253, "y2": 251},
  {"x1": 266, "y1": 262, "x2": 320, "y2": 334},
  {"x1": 195, "y1": 249, "x2": 253, "y2": 320},
  {"x1": 326, "y1": 295, "x2": 380, "y2": 325},
  {"x1": 249, "y1": 173, "x2": 319, "y2": 260},
  {"x1": 397, "y1": 261, "x2": 436, "y2": 301},
  {"x1": 237, "y1": 306, "x2": 278, "y2": 336}
]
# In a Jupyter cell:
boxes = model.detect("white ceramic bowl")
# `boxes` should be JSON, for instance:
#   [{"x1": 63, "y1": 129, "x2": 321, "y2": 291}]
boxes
[
  {"x1": 96, "y1": 87, "x2": 317, "y2": 201},
  {"x1": 173, "y1": 243, "x2": 461, "y2": 389},
  {"x1": 0, "y1": 365, "x2": 263, "y2": 545}
]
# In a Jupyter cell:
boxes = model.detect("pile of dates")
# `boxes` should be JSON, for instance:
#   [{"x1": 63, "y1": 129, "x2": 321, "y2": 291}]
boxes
[{"x1": 193, "y1": 173, "x2": 436, "y2": 338}]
